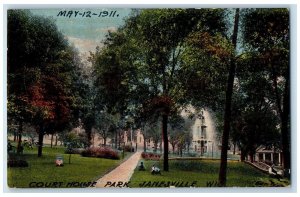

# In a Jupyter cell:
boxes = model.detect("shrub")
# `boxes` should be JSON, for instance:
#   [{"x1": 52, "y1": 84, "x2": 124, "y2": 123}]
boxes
[
  {"x1": 8, "y1": 159, "x2": 29, "y2": 168},
  {"x1": 141, "y1": 152, "x2": 161, "y2": 160},
  {"x1": 81, "y1": 147, "x2": 120, "y2": 160}
]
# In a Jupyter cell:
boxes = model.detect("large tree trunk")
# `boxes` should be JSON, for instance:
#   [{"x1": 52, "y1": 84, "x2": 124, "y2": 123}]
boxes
[
  {"x1": 172, "y1": 144, "x2": 175, "y2": 154},
  {"x1": 219, "y1": 8, "x2": 240, "y2": 187},
  {"x1": 154, "y1": 141, "x2": 158, "y2": 152},
  {"x1": 233, "y1": 143, "x2": 236, "y2": 155},
  {"x1": 118, "y1": 131, "x2": 122, "y2": 149},
  {"x1": 13, "y1": 131, "x2": 17, "y2": 142},
  {"x1": 162, "y1": 114, "x2": 169, "y2": 171},
  {"x1": 103, "y1": 137, "x2": 107, "y2": 146},
  {"x1": 17, "y1": 121, "x2": 23, "y2": 154},
  {"x1": 55, "y1": 134, "x2": 58, "y2": 146},
  {"x1": 86, "y1": 127, "x2": 92, "y2": 147},
  {"x1": 50, "y1": 133, "x2": 54, "y2": 148},
  {"x1": 143, "y1": 134, "x2": 147, "y2": 152},
  {"x1": 240, "y1": 149, "x2": 246, "y2": 161},
  {"x1": 115, "y1": 129, "x2": 118, "y2": 149},
  {"x1": 38, "y1": 124, "x2": 44, "y2": 157}
]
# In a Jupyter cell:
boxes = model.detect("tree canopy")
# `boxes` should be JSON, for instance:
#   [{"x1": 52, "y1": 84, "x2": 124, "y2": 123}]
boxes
[{"x1": 8, "y1": 10, "x2": 85, "y2": 156}]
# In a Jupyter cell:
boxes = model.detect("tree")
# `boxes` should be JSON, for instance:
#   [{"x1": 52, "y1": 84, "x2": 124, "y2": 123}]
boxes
[
  {"x1": 128, "y1": 9, "x2": 226, "y2": 171},
  {"x1": 169, "y1": 114, "x2": 193, "y2": 156},
  {"x1": 152, "y1": 123, "x2": 162, "y2": 153},
  {"x1": 243, "y1": 8, "x2": 290, "y2": 170},
  {"x1": 73, "y1": 82, "x2": 96, "y2": 148},
  {"x1": 64, "y1": 132, "x2": 84, "y2": 164},
  {"x1": 175, "y1": 9, "x2": 237, "y2": 185},
  {"x1": 94, "y1": 110, "x2": 118, "y2": 146},
  {"x1": 230, "y1": 55, "x2": 282, "y2": 161},
  {"x1": 141, "y1": 123, "x2": 152, "y2": 152},
  {"x1": 168, "y1": 113, "x2": 185, "y2": 154},
  {"x1": 92, "y1": 9, "x2": 226, "y2": 171},
  {"x1": 182, "y1": 116, "x2": 194, "y2": 153},
  {"x1": 218, "y1": 8, "x2": 240, "y2": 186},
  {"x1": 8, "y1": 10, "x2": 81, "y2": 157},
  {"x1": 21, "y1": 123, "x2": 38, "y2": 147},
  {"x1": 169, "y1": 129, "x2": 180, "y2": 154}
]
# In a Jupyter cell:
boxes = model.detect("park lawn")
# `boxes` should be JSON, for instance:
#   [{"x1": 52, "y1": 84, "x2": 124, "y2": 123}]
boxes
[
  {"x1": 7, "y1": 145, "x2": 129, "y2": 188},
  {"x1": 129, "y1": 160, "x2": 290, "y2": 187}
]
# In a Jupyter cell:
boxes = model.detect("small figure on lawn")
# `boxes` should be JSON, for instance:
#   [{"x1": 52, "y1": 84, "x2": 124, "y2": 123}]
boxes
[
  {"x1": 151, "y1": 164, "x2": 161, "y2": 175},
  {"x1": 138, "y1": 161, "x2": 146, "y2": 171}
]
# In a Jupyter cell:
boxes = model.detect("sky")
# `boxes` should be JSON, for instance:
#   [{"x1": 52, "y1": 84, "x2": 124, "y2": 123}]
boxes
[
  {"x1": 29, "y1": 8, "x2": 243, "y2": 60},
  {"x1": 30, "y1": 8, "x2": 132, "y2": 59}
]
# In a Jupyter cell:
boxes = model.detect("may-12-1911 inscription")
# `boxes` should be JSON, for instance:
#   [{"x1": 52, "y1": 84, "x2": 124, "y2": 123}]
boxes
[{"x1": 57, "y1": 10, "x2": 120, "y2": 18}]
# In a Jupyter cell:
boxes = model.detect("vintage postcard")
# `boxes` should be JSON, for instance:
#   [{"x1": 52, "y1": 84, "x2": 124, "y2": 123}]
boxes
[{"x1": 6, "y1": 7, "x2": 292, "y2": 189}]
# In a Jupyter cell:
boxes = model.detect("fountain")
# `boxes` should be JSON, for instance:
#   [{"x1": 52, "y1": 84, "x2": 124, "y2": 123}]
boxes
[{"x1": 182, "y1": 106, "x2": 219, "y2": 158}]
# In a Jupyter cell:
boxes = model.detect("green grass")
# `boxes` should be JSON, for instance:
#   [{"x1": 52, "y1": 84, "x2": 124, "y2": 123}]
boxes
[
  {"x1": 129, "y1": 160, "x2": 290, "y2": 187},
  {"x1": 7, "y1": 145, "x2": 130, "y2": 188}
]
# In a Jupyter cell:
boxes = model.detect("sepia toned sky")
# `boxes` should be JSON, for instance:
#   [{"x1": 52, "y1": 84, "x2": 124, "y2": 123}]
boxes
[{"x1": 30, "y1": 8, "x2": 132, "y2": 57}]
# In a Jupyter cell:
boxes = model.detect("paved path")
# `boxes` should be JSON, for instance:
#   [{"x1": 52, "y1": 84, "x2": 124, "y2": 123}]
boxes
[{"x1": 95, "y1": 151, "x2": 142, "y2": 188}]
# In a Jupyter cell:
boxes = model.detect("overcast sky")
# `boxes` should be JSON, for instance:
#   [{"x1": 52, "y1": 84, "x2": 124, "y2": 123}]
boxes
[{"x1": 30, "y1": 8, "x2": 132, "y2": 58}]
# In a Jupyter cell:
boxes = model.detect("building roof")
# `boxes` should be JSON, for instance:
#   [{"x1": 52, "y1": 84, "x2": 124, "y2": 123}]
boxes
[{"x1": 256, "y1": 145, "x2": 282, "y2": 153}]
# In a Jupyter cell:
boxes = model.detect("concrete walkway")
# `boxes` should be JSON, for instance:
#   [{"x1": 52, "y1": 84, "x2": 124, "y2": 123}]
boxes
[{"x1": 95, "y1": 151, "x2": 142, "y2": 188}]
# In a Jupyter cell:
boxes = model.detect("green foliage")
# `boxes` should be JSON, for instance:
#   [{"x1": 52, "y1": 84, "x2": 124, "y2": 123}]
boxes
[
  {"x1": 239, "y1": 9, "x2": 290, "y2": 167},
  {"x1": 168, "y1": 114, "x2": 193, "y2": 154},
  {"x1": 7, "y1": 10, "x2": 70, "y2": 124},
  {"x1": 64, "y1": 132, "x2": 85, "y2": 150},
  {"x1": 229, "y1": 68, "x2": 281, "y2": 157},
  {"x1": 94, "y1": 110, "x2": 120, "y2": 146},
  {"x1": 92, "y1": 8, "x2": 228, "y2": 115},
  {"x1": 243, "y1": 8, "x2": 289, "y2": 51},
  {"x1": 8, "y1": 10, "x2": 79, "y2": 122},
  {"x1": 7, "y1": 10, "x2": 87, "y2": 156},
  {"x1": 91, "y1": 9, "x2": 228, "y2": 171}
]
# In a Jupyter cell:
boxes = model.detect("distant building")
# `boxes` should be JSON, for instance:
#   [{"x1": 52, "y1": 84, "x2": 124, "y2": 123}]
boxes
[{"x1": 254, "y1": 145, "x2": 282, "y2": 166}]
